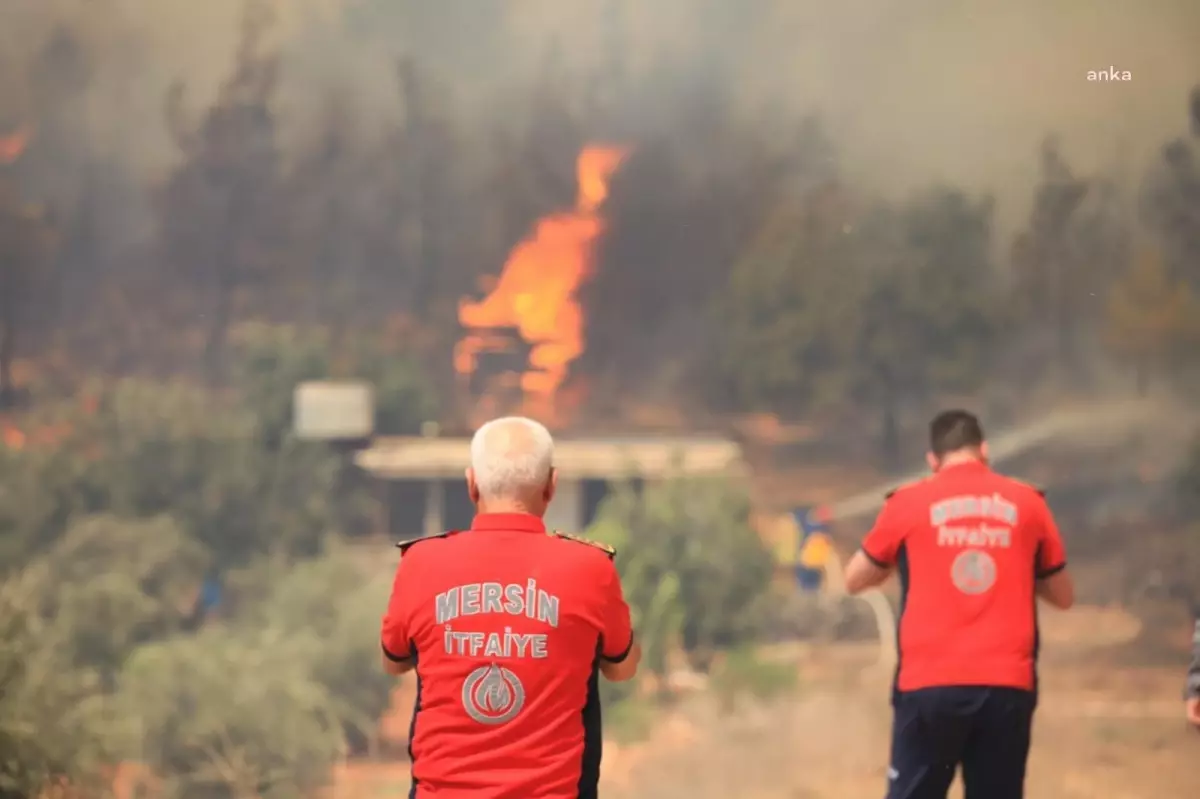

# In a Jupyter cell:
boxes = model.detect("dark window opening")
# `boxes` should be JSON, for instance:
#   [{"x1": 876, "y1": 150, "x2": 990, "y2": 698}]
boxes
[
  {"x1": 444, "y1": 479, "x2": 475, "y2": 531},
  {"x1": 387, "y1": 479, "x2": 427, "y2": 541}
]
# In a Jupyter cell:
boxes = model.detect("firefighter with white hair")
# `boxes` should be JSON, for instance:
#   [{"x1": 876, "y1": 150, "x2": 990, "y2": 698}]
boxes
[{"x1": 380, "y1": 416, "x2": 641, "y2": 799}]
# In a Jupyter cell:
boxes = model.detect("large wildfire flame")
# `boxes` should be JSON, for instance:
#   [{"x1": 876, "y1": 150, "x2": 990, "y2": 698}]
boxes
[
  {"x1": 0, "y1": 125, "x2": 32, "y2": 164},
  {"x1": 455, "y1": 145, "x2": 627, "y2": 424}
]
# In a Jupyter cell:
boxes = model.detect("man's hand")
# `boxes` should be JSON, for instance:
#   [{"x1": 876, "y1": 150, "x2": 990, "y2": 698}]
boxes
[{"x1": 1186, "y1": 697, "x2": 1200, "y2": 728}]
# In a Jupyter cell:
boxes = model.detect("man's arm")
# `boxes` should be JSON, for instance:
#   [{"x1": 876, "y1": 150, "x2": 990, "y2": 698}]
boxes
[
  {"x1": 1033, "y1": 500, "x2": 1074, "y2": 610},
  {"x1": 1185, "y1": 617, "x2": 1200, "y2": 727},
  {"x1": 596, "y1": 558, "x2": 639, "y2": 682},
  {"x1": 382, "y1": 650, "x2": 415, "y2": 676},
  {"x1": 843, "y1": 550, "x2": 892, "y2": 595},
  {"x1": 600, "y1": 640, "x2": 641, "y2": 682},
  {"x1": 380, "y1": 553, "x2": 416, "y2": 676},
  {"x1": 1035, "y1": 570, "x2": 1075, "y2": 610},
  {"x1": 845, "y1": 495, "x2": 907, "y2": 596}
]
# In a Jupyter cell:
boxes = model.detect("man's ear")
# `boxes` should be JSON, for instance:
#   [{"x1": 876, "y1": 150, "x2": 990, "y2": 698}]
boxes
[
  {"x1": 925, "y1": 452, "x2": 940, "y2": 472},
  {"x1": 979, "y1": 441, "x2": 990, "y2": 462},
  {"x1": 465, "y1": 467, "x2": 480, "y2": 504},
  {"x1": 544, "y1": 468, "x2": 558, "y2": 503}
]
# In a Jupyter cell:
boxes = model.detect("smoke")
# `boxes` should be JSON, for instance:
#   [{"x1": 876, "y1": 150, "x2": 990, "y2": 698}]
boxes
[{"x1": 4, "y1": 0, "x2": 1196, "y2": 226}]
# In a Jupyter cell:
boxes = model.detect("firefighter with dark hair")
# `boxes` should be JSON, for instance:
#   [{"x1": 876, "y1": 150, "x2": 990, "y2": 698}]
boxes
[{"x1": 844, "y1": 409, "x2": 1074, "y2": 799}]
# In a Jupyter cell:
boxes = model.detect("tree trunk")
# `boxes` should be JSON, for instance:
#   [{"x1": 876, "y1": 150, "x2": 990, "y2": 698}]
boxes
[
  {"x1": 879, "y1": 375, "x2": 901, "y2": 470},
  {"x1": 203, "y1": 187, "x2": 246, "y2": 385},
  {"x1": 202, "y1": 274, "x2": 233, "y2": 386},
  {"x1": 0, "y1": 316, "x2": 15, "y2": 408},
  {"x1": 882, "y1": 404, "x2": 900, "y2": 470}
]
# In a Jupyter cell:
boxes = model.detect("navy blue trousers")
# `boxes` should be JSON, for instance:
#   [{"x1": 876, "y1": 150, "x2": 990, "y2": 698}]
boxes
[{"x1": 885, "y1": 686, "x2": 1036, "y2": 799}]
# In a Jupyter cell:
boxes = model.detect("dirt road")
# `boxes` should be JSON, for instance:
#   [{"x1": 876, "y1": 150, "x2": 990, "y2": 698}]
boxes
[{"x1": 603, "y1": 632, "x2": 1195, "y2": 799}]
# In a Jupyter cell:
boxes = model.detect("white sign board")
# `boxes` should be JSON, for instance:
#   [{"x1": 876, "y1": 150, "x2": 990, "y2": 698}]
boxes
[{"x1": 293, "y1": 381, "x2": 374, "y2": 440}]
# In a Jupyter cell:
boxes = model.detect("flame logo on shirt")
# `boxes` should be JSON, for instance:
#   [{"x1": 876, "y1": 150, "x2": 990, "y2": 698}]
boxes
[
  {"x1": 462, "y1": 664, "x2": 525, "y2": 725},
  {"x1": 951, "y1": 549, "x2": 997, "y2": 595}
]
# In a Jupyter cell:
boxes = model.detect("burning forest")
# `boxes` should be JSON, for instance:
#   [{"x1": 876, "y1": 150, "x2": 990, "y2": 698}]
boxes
[
  {"x1": 0, "y1": 0, "x2": 1197, "y2": 436},
  {"x1": 455, "y1": 145, "x2": 627, "y2": 426}
]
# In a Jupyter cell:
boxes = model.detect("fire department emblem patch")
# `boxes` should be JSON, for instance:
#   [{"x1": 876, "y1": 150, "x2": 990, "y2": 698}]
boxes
[
  {"x1": 462, "y1": 664, "x2": 525, "y2": 725},
  {"x1": 951, "y1": 549, "x2": 997, "y2": 595}
]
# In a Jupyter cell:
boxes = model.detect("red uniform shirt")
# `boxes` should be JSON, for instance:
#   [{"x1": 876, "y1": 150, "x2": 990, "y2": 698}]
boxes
[
  {"x1": 381, "y1": 513, "x2": 634, "y2": 799},
  {"x1": 860, "y1": 460, "x2": 1067, "y2": 693}
]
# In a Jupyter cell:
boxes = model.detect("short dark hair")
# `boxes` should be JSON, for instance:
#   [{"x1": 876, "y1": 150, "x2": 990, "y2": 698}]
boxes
[{"x1": 929, "y1": 409, "x2": 984, "y2": 456}]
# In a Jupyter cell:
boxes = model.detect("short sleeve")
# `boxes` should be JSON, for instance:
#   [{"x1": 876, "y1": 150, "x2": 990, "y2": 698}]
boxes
[
  {"x1": 598, "y1": 559, "x2": 634, "y2": 663},
  {"x1": 1185, "y1": 619, "x2": 1200, "y2": 699},
  {"x1": 1034, "y1": 499, "x2": 1067, "y2": 579},
  {"x1": 860, "y1": 497, "x2": 907, "y2": 568},
  {"x1": 380, "y1": 554, "x2": 414, "y2": 662}
]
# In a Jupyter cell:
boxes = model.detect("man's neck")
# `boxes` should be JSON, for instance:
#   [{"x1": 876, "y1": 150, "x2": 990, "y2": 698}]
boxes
[
  {"x1": 937, "y1": 450, "x2": 985, "y2": 470},
  {"x1": 477, "y1": 499, "x2": 540, "y2": 516}
]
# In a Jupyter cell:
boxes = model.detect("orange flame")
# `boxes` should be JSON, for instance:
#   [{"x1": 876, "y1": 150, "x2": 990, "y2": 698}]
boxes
[
  {"x1": 0, "y1": 395, "x2": 99, "y2": 453},
  {"x1": 1, "y1": 423, "x2": 26, "y2": 450},
  {"x1": 0, "y1": 126, "x2": 32, "y2": 164},
  {"x1": 455, "y1": 145, "x2": 627, "y2": 423}
]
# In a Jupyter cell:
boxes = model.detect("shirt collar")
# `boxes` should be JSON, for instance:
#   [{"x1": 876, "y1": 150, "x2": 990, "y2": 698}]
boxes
[{"x1": 470, "y1": 513, "x2": 547, "y2": 534}]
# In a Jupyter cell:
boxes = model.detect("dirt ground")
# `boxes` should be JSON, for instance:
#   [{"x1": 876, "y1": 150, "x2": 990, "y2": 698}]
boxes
[{"x1": 601, "y1": 607, "x2": 1196, "y2": 799}]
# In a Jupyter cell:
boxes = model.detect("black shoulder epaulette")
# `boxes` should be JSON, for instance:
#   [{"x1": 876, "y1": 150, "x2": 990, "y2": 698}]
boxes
[
  {"x1": 1009, "y1": 478, "x2": 1045, "y2": 497},
  {"x1": 884, "y1": 480, "x2": 923, "y2": 500},
  {"x1": 396, "y1": 530, "x2": 459, "y2": 554},
  {"x1": 550, "y1": 530, "x2": 616, "y2": 559}
]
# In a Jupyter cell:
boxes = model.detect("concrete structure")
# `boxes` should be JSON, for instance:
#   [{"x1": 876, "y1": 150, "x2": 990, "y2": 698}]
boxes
[{"x1": 355, "y1": 436, "x2": 744, "y2": 538}]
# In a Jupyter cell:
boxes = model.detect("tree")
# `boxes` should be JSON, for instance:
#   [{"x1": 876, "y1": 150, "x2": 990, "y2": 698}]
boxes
[
  {"x1": 589, "y1": 108, "x2": 840, "y2": 406},
  {"x1": 91, "y1": 379, "x2": 352, "y2": 567},
  {"x1": 278, "y1": 94, "x2": 368, "y2": 331},
  {"x1": 849, "y1": 189, "x2": 998, "y2": 464},
  {"x1": 715, "y1": 179, "x2": 859, "y2": 413},
  {"x1": 1009, "y1": 139, "x2": 1093, "y2": 370},
  {"x1": 1142, "y1": 87, "x2": 1200, "y2": 287},
  {"x1": 117, "y1": 627, "x2": 345, "y2": 799},
  {"x1": 157, "y1": 1, "x2": 283, "y2": 382},
  {"x1": 229, "y1": 324, "x2": 336, "y2": 448},
  {"x1": 232, "y1": 545, "x2": 395, "y2": 756},
  {"x1": 29, "y1": 514, "x2": 209, "y2": 683},
  {"x1": 0, "y1": 377, "x2": 356, "y2": 571},
  {"x1": 2, "y1": 521, "x2": 391, "y2": 798},
  {"x1": 0, "y1": 182, "x2": 56, "y2": 408},
  {"x1": 1105, "y1": 250, "x2": 1200, "y2": 393},
  {"x1": 347, "y1": 334, "x2": 439, "y2": 435},
  {"x1": 587, "y1": 473, "x2": 778, "y2": 676},
  {"x1": 1009, "y1": 139, "x2": 1131, "y2": 378},
  {"x1": 229, "y1": 322, "x2": 438, "y2": 444},
  {"x1": 0, "y1": 555, "x2": 115, "y2": 798}
]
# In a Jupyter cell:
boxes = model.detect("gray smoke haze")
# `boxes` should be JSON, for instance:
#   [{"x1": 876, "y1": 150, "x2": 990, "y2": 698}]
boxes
[{"x1": 3, "y1": 0, "x2": 1198, "y2": 235}]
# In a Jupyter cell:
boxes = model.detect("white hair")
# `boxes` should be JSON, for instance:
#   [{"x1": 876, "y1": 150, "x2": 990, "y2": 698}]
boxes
[{"x1": 469, "y1": 416, "x2": 554, "y2": 501}]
